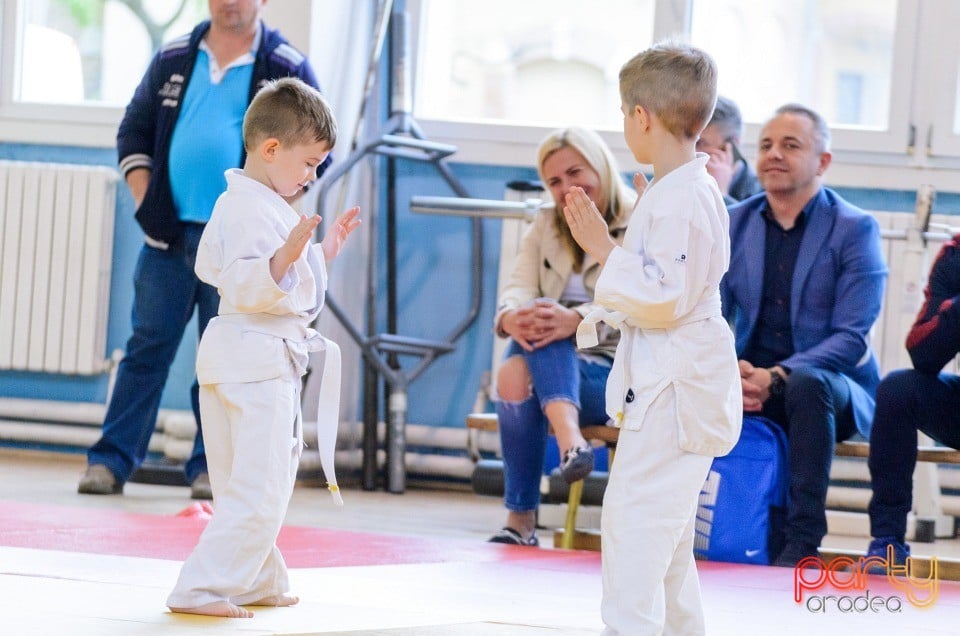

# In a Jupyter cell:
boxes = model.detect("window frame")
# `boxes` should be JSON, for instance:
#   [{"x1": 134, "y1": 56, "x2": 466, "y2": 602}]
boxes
[
  {"x1": 795, "y1": 0, "x2": 918, "y2": 156},
  {"x1": 912, "y1": 0, "x2": 960, "y2": 160},
  {"x1": 0, "y1": 0, "x2": 126, "y2": 147}
]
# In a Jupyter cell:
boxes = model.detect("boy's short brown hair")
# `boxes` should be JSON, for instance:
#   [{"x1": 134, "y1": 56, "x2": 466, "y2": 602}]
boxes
[
  {"x1": 243, "y1": 77, "x2": 337, "y2": 151},
  {"x1": 619, "y1": 41, "x2": 717, "y2": 141}
]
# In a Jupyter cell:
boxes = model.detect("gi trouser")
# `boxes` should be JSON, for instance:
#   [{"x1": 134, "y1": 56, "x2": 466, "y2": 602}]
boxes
[
  {"x1": 600, "y1": 388, "x2": 714, "y2": 636},
  {"x1": 167, "y1": 359, "x2": 302, "y2": 608}
]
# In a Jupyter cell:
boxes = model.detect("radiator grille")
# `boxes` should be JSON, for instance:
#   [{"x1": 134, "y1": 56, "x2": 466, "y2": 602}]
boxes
[{"x1": 0, "y1": 160, "x2": 118, "y2": 375}]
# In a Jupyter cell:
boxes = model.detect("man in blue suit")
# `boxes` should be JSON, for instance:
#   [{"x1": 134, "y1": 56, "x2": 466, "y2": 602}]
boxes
[{"x1": 720, "y1": 104, "x2": 887, "y2": 567}]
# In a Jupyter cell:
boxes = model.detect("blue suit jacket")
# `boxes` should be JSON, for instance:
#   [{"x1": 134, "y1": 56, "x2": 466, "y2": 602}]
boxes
[{"x1": 720, "y1": 188, "x2": 888, "y2": 437}]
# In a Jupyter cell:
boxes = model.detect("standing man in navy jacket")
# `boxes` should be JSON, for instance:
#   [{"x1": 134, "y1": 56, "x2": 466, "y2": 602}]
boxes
[
  {"x1": 866, "y1": 236, "x2": 960, "y2": 565},
  {"x1": 720, "y1": 104, "x2": 887, "y2": 566},
  {"x1": 79, "y1": 0, "x2": 328, "y2": 499}
]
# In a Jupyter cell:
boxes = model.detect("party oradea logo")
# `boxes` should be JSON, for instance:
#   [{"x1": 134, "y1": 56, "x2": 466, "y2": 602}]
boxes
[{"x1": 793, "y1": 546, "x2": 939, "y2": 613}]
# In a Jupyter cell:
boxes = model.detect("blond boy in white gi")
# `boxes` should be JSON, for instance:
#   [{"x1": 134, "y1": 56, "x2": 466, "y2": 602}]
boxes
[
  {"x1": 564, "y1": 42, "x2": 742, "y2": 635},
  {"x1": 167, "y1": 77, "x2": 360, "y2": 619}
]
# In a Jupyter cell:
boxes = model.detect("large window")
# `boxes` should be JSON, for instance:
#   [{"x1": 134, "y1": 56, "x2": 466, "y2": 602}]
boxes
[
  {"x1": 414, "y1": 0, "x2": 655, "y2": 131},
  {"x1": 15, "y1": 0, "x2": 206, "y2": 106},
  {"x1": 410, "y1": 0, "x2": 960, "y2": 184},
  {"x1": 690, "y1": 0, "x2": 898, "y2": 131},
  {"x1": 0, "y1": 0, "x2": 206, "y2": 145},
  {"x1": 414, "y1": 0, "x2": 903, "y2": 138},
  {"x1": 689, "y1": 0, "x2": 908, "y2": 154},
  {"x1": 5, "y1": 0, "x2": 960, "y2": 183}
]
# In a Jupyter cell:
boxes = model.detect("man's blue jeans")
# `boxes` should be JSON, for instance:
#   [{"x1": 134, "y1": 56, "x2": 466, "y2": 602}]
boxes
[
  {"x1": 868, "y1": 369, "x2": 960, "y2": 542},
  {"x1": 497, "y1": 338, "x2": 611, "y2": 512},
  {"x1": 87, "y1": 223, "x2": 219, "y2": 484}
]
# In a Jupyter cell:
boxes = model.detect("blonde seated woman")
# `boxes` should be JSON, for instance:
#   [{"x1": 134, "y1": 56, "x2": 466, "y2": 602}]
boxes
[{"x1": 489, "y1": 127, "x2": 637, "y2": 546}]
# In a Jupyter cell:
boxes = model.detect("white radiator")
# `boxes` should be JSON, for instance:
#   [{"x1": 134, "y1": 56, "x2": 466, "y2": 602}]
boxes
[{"x1": 0, "y1": 159, "x2": 119, "y2": 375}]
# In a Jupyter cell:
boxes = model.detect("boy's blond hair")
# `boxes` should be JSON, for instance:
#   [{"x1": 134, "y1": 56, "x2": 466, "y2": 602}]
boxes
[
  {"x1": 619, "y1": 41, "x2": 717, "y2": 141},
  {"x1": 243, "y1": 77, "x2": 337, "y2": 151}
]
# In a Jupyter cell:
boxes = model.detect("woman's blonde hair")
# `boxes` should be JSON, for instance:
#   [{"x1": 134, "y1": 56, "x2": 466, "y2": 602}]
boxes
[{"x1": 536, "y1": 126, "x2": 635, "y2": 270}]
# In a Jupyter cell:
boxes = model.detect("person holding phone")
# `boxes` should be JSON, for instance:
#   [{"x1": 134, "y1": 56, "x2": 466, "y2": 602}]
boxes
[{"x1": 698, "y1": 95, "x2": 762, "y2": 206}]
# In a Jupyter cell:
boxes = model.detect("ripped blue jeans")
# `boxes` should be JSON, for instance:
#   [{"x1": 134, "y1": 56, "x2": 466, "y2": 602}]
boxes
[{"x1": 497, "y1": 338, "x2": 611, "y2": 512}]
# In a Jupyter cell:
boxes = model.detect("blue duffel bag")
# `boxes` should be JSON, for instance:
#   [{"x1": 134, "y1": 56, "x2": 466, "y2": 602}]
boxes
[{"x1": 694, "y1": 415, "x2": 789, "y2": 565}]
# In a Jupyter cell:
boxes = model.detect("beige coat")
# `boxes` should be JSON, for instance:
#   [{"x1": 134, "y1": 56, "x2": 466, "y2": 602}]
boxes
[{"x1": 495, "y1": 206, "x2": 631, "y2": 358}]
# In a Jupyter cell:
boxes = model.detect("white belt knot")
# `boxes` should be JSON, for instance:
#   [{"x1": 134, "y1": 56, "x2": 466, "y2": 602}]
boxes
[{"x1": 576, "y1": 308, "x2": 629, "y2": 349}]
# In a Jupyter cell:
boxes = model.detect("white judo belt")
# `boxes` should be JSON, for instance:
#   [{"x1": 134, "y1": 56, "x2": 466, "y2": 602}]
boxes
[{"x1": 311, "y1": 337, "x2": 344, "y2": 506}]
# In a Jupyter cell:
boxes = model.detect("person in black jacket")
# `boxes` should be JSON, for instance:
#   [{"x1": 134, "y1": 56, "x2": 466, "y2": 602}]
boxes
[
  {"x1": 79, "y1": 0, "x2": 326, "y2": 500},
  {"x1": 698, "y1": 95, "x2": 762, "y2": 206},
  {"x1": 866, "y1": 235, "x2": 960, "y2": 564}
]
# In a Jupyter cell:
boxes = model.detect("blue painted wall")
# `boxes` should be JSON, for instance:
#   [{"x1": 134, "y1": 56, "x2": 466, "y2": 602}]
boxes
[
  {"x1": 372, "y1": 160, "x2": 538, "y2": 426},
  {"x1": 0, "y1": 143, "x2": 199, "y2": 411},
  {"x1": 3, "y1": 140, "x2": 960, "y2": 428},
  {"x1": 0, "y1": 141, "x2": 542, "y2": 429}
]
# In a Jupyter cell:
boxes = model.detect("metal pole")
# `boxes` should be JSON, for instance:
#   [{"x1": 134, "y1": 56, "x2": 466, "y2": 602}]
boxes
[{"x1": 387, "y1": 387, "x2": 408, "y2": 493}]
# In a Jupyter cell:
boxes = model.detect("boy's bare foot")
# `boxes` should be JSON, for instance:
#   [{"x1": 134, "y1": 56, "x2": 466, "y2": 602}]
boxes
[
  {"x1": 247, "y1": 593, "x2": 299, "y2": 607},
  {"x1": 168, "y1": 601, "x2": 253, "y2": 618}
]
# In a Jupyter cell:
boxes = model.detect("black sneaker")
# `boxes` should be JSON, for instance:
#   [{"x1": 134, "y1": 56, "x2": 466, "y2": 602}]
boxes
[
  {"x1": 773, "y1": 541, "x2": 820, "y2": 568},
  {"x1": 559, "y1": 446, "x2": 595, "y2": 484},
  {"x1": 488, "y1": 527, "x2": 539, "y2": 547}
]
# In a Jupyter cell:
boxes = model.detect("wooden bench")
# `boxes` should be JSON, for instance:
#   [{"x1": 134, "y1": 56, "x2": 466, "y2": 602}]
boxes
[
  {"x1": 469, "y1": 416, "x2": 960, "y2": 549},
  {"x1": 832, "y1": 439, "x2": 960, "y2": 542},
  {"x1": 466, "y1": 412, "x2": 618, "y2": 550},
  {"x1": 835, "y1": 440, "x2": 960, "y2": 464}
]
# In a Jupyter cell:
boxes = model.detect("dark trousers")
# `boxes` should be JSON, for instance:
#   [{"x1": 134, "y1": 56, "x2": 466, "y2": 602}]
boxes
[
  {"x1": 88, "y1": 224, "x2": 219, "y2": 484},
  {"x1": 761, "y1": 366, "x2": 856, "y2": 547},
  {"x1": 868, "y1": 369, "x2": 960, "y2": 542}
]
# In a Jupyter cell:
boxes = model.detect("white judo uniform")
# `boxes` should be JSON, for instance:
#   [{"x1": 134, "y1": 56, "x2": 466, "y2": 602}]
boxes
[
  {"x1": 167, "y1": 169, "x2": 332, "y2": 608},
  {"x1": 578, "y1": 155, "x2": 742, "y2": 635}
]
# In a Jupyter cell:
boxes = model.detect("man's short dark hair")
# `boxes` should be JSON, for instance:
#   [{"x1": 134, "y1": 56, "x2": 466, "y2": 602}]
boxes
[
  {"x1": 773, "y1": 103, "x2": 831, "y2": 153},
  {"x1": 708, "y1": 95, "x2": 744, "y2": 142}
]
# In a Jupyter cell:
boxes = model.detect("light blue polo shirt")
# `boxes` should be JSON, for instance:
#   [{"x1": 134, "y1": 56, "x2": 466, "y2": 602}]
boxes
[{"x1": 168, "y1": 36, "x2": 257, "y2": 224}]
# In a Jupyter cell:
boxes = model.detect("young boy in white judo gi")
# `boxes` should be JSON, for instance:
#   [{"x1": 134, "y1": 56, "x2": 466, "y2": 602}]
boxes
[
  {"x1": 167, "y1": 77, "x2": 361, "y2": 619},
  {"x1": 563, "y1": 42, "x2": 743, "y2": 635}
]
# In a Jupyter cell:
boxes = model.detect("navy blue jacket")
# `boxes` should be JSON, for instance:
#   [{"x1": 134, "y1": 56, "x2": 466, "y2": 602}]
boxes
[{"x1": 117, "y1": 20, "x2": 328, "y2": 244}]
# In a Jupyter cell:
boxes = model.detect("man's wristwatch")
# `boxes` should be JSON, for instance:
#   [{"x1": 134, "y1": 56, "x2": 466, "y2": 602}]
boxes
[{"x1": 768, "y1": 367, "x2": 787, "y2": 398}]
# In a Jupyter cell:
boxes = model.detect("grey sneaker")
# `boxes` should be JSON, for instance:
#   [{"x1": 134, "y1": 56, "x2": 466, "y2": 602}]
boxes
[
  {"x1": 77, "y1": 464, "x2": 122, "y2": 495},
  {"x1": 190, "y1": 472, "x2": 212, "y2": 500}
]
